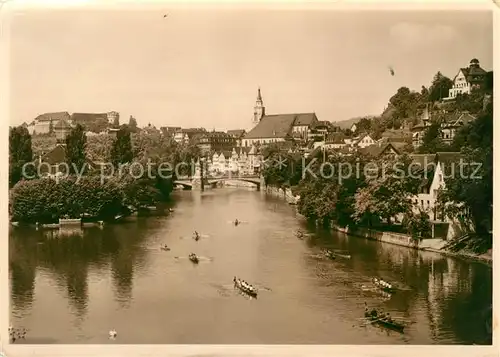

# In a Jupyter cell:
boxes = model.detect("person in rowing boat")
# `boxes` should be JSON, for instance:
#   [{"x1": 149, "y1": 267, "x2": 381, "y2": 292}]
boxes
[
  {"x1": 234, "y1": 219, "x2": 239, "y2": 226},
  {"x1": 364, "y1": 306, "x2": 370, "y2": 318},
  {"x1": 193, "y1": 231, "x2": 200, "y2": 240},
  {"x1": 384, "y1": 313, "x2": 392, "y2": 323}
]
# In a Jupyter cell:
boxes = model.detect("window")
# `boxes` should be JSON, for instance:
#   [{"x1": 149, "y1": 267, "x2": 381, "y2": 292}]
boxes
[
  {"x1": 427, "y1": 200, "x2": 430, "y2": 206},
  {"x1": 421, "y1": 200, "x2": 424, "y2": 206},
  {"x1": 439, "y1": 174, "x2": 442, "y2": 182}
]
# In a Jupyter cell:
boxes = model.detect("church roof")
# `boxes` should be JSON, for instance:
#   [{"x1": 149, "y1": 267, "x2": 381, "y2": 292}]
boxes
[
  {"x1": 244, "y1": 113, "x2": 317, "y2": 139},
  {"x1": 244, "y1": 114, "x2": 296, "y2": 139},
  {"x1": 292, "y1": 113, "x2": 318, "y2": 126}
]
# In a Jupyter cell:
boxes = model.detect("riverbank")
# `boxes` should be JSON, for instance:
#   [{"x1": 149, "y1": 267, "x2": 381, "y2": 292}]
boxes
[
  {"x1": 264, "y1": 185, "x2": 300, "y2": 204},
  {"x1": 263, "y1": 184, "x2": 492, "y2": 266},
  {"x1": 331, "y1": 225, "x2": 492, "y2": 266}
]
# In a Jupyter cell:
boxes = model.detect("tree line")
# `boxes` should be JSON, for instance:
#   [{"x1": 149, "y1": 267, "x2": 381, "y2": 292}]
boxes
[
  {"x1": 262, "y1": 95, "x2": 493, "y2": 252},
  {"x1": 9, "y1": 123, "x2": 202, "y2": 223}
]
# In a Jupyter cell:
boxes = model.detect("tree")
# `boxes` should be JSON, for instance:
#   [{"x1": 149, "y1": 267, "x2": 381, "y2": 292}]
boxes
[
  {"x1": 402, "y1": 210, "x2": 432, "y2": 240},
  {"x1": 420, "y1": 85, "x2": 429, "y2": 100},
  {"x1": 353, "y1": 155, "x2": 419, "y2": 226},
  {"x1": 428, "y1": 71, "x2": 453, "y2": 102},
  {"x1": 48, "y1": 120, "x2": 54, "y2": 134},
  {"x1": 9, "y1": 126, "x2": 34, "y2": 187},
  {"x1": 113, "y1": 114, "x2": 120, "y2": 128},
  {"x1": 355, "y1": 117, "x2": 372, "y2": 134},
  {"x1": 65, "y1": 124, "x2": 87, "y2": 174},
  {"x1": 418, "y1": 123, "x2": 446, "y2": 154},
  {"x1": 387, "y1": 87, "x2": 421, "y2": 128},
  {"x1": 128, "y1": 116, "x2": 138, "y2": 133},
  {"x1": 438, "y1": 104, "x2": 493, "y2": 244},
  {"x1": 110, "y1": 125, "x2": 134, "y2": 168}
]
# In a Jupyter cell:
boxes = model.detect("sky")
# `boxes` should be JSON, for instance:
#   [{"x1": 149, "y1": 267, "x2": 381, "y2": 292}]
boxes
[{"x1": 9, "y1": 9, "x2": 493, "y2": 131}]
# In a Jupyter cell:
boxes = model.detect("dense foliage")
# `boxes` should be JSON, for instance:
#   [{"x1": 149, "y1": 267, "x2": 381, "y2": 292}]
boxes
[
  {"x1": 65, "y1": 124, "x2": 87, "y2": 174},
  {"x1": 436, "y1": 103, "x2": 493, "y2": 251},
  {"x1": 110, "y1": 125, "x2": 134, "y2": 167},
  {"x1": 9, "y1": 126, "x2": 34, "y2": 188}
]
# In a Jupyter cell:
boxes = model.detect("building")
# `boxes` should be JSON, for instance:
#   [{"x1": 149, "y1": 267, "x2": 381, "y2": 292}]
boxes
[
  {"x1": 141, "y1": 123, "x2": 162, "y2": 137},
  {"x1": 37, "y1": 144, "x2": 97, "y2": 178},
  {"x1": 31, "y1": 112, "x2": 71, "y2": 135},
  {"x1": 440, "y1": 112, "x2": 476, "y2": 145},
  {"x1": 243, "y1": 88, "x2": 319, "y2": 146},
  {"x1": 174, "y1": 128, "x2": 206, "y2": 144},
  {"x1": 107, "y1": 111, "x2": 119, "y2": 125},
  {"x1": 207, "y1": 146, "x2": 258, "y2": 175},
  {"x1": 359, "y1": 141, "x2": 402, "y2": 159},
  {"x1": 324, "y1": 133, "x2": 347, "y2": 150},
  {"x1": 70, "y1": 112, "x2": 111, "y2": 133},
  {"x1": 444, "y1": 58, "x2": 488, "y2": 100},
  {"x1": 160, "y1": 126, "x2": 182, "y2": 138},
  {"x1": 409, "y1": 152, "x2": 465, "y2": 226},
  {"x1": 412, "y1": 106, "x2": 476, "y2": 148},
  {"x1": 352, "y1": 133, "x2": 375, "y2": 149},
  {"x1": 243, "y1": 113, "x2": 319, "y2": 147},
  {"x1": 251, "y1": 88, "x2": 266, "y2": 128},
  {"x1": 292, "y1": 113, "x2": 319, "y2": 141},
  {"x1": 197, "y1": 131, "x2": 236, "y2": 155},
  {"x1": 227, "y1": 129, "x2": 246, "y2": 147},
  {"x1": 308, "y1": 120, "x2": 334, "y2": 141},
  {"x1": 411, "y1": 104, "x2": 433, "y2": 148}
]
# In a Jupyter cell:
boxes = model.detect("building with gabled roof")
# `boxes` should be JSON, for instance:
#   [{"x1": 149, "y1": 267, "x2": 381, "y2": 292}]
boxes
[
  {"x1": 359, "y1": 142, "x2": 403, "y2": 159},
  {"x1": 243, "y1": 88, "x2": 319, "y2": 146},
  {"x1": 32, "y1": 112, "x2": 71, "y2": 135},
  {"x1": 197, "y1": 131, "x2": 236, "y2": 155},
  {"x1": 37, "y1": 144, "x2": 97, "y2": 178},
  {"x1": 445, "y1": 58, "x2": 488, "y2": 100}
]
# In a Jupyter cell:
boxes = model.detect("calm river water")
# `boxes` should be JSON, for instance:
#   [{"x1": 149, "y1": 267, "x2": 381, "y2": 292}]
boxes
[{"x1": 9, "y1": 189, "x2": 492, "y2": 344}]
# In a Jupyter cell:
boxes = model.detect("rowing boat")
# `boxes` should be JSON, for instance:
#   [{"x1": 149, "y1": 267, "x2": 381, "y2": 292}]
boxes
[
  {"x1": 233, "y1": 277, "x2": 257, "y2": 297},
  {"x1": 189, "y1": 254, "x2": 199, "y2": 263},
  {"x1": 364, "y1": 312, "x2": 405, "y2": 332},
  {"x1": 325, "y1": 250, "x2": 351, "y2": 259},
  {"x1": 324, "y1": 250, "x2": 336, "y2": 260},
  {"x1": 373, "y1": 278, "x2": 396, "y2": 293}
]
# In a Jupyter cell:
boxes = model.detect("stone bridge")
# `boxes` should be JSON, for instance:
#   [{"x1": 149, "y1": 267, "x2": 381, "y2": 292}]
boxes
[{"x1": 174, "y1": 175, "x2": 263, "y2": 190}]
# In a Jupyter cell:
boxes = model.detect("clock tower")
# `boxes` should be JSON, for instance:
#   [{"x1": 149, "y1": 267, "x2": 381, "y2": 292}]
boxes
[{"x1": 252, "y1": 87, "x2": 265, "y2": 127}]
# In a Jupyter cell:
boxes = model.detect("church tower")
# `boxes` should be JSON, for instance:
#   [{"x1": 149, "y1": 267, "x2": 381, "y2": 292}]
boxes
[{"x1": 252, "y1": 87, "x2": 265, "y2": 127}]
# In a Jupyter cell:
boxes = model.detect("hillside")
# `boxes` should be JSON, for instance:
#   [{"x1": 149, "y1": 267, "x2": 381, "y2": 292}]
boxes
[{"x1": 333, "y1": 115, "x2": 377, "y2": 130}]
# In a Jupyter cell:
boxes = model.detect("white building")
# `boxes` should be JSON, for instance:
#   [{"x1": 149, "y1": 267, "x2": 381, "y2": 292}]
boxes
[{"x1": 444, "y1": 58, "x2": 487, "y2": 100}]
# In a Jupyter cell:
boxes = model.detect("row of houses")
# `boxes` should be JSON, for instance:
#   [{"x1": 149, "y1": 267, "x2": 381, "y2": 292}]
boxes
[{"x1": 26, "y1": 111, "x2": 119, "y2": 136}]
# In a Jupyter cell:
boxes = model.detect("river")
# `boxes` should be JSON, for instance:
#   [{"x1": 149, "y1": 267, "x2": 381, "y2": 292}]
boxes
[{"x1": 9, "y1": 188, "x2": 492, "y2": 345}]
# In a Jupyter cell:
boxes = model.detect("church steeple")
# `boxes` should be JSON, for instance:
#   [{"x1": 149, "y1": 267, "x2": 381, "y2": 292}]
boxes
[{"x1": 252, "y1": 87, "x2": 265, "y2": 127}]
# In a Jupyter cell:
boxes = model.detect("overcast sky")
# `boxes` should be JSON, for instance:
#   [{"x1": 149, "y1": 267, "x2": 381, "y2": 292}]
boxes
[{"x1": 9, "y1": 9, "x2": 492, "y2": 130}]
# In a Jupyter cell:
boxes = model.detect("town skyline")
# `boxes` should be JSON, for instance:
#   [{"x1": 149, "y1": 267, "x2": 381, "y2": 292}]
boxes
[{"x1": 10, "y1": 9, "x2": 492, "y2": 130}]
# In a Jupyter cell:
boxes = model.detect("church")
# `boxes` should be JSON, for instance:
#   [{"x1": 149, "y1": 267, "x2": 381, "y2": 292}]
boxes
[{"x1": 241, "y1": 88, "x2": 319, "y2": 147}]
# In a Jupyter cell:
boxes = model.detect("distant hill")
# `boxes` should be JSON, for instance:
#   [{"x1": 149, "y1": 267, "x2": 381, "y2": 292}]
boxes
[{"x1": 333, "y1": 115, "x2": 377, "y2": 130}]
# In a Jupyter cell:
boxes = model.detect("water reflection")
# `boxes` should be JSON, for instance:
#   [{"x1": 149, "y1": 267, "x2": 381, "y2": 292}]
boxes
[
  {"x1": 9, "y1": 190, "x2": 492, "y2": 344},
  {"x1": 298, "y1": 225, "x2": 492, "y2": 344},
  {"x1": 10, "y1": 221, "x2": 153, "y2": 317}
]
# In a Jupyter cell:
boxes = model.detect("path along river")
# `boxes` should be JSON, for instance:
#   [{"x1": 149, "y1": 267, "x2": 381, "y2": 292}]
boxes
[{"x1": 9, "y1": 188, "x2": 492, "y2": 344}]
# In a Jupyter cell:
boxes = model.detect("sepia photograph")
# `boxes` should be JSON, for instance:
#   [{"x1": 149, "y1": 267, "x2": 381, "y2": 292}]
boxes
[{"x1": 3, "y1": 2, "x2": 495, "y2": 351}]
